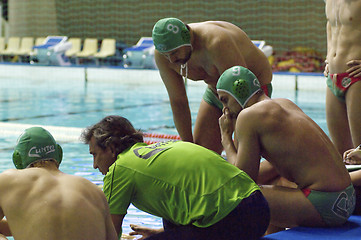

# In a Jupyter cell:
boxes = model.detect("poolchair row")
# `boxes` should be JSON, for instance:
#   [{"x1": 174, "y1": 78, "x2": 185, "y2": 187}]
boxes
[
  {"x1": 64, "y1": 38, "x2": 117, "y2": 65},
  {"x1": 0, "y1": 37, "x2": 117, "y2": 64},
  {"x1": 0, "y1": 37, "x2": 43, "y2": 62}
]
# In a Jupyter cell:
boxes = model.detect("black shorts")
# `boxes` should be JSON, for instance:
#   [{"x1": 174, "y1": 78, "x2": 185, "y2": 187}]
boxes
[{"x1": 146, "y1": 190, "x2": 270, "y2": 240}]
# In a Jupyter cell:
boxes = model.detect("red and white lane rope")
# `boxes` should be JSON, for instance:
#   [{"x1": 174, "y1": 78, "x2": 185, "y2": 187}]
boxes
[{"x1": 143, "y1": 132, "x2": 181, "y2": 145}]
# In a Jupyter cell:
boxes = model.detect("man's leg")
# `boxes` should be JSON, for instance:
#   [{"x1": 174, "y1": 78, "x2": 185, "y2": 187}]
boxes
[
  {"x1": 193, "y1": 99, "x2": 223, "y2": 154},
  {"x1": 326, "y1": 88, "x2": 353, "y2": 154},
  {"x1": 346, "y1": 81, "x2": 361, "y2": 148},
  {"x1": 260, "y1": 185, "x2": 325, "y2": 231}
]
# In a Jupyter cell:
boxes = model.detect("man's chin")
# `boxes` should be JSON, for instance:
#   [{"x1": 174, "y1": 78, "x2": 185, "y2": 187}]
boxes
[
  {"x1": 176, "y1": 60, "x2": 188, "y2": 65},
  {"x1": 178, "y1": 56, "x2": 191, "y2": 65}
]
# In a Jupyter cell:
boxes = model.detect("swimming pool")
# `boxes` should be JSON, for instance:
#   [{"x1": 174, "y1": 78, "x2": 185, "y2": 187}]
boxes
[{"x1": 0, "y1": 65, "x2": 327, "y2": 237}]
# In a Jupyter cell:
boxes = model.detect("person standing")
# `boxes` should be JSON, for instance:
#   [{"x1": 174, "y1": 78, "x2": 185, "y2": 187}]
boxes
[
  {"x1": 324, "y1": 0, "x2": 361, "y2": 154},
  {"x1": 152, "y1": 17, "x2": 273, "y2": 154}
]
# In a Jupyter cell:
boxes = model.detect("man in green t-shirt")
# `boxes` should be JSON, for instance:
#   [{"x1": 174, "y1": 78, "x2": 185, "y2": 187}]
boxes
[{"x1": 81, "y1": 115, "x2": 269, "y2": 240}]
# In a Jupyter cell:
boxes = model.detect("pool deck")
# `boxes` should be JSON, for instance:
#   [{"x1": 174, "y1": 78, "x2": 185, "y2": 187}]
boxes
[
  {"x1": 263, "y1": 215, "x2": 361, "y2": 240},
  {"x1": 0, "y1": 63, "x2": 325, "y2": 90}
]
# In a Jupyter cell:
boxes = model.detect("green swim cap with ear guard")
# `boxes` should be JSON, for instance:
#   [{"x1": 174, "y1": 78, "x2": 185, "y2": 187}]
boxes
[
  {"x1": 12, "y1": 127, "x2": 63, "y2": 169},
  {"x1": 152, "y1": 17, "x2": 191, "y2": 53},
  {"x1": 217, "y1": 66, "x2": 261, "y2": 108}
]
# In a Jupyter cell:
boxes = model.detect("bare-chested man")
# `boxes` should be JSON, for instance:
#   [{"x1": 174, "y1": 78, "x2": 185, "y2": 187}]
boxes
[
  {"x1": 0, "y1": 127, "x2": 117, "y2": 240},
  {"x1": 324, "y1": 0, "x2": 361, "y2": 154},
  {"x1": 217, "y1": 66, "x2": 355, "y2": 232},
  {"x1": 152, "y1": 17, "x2": 272, "y2": 154}
]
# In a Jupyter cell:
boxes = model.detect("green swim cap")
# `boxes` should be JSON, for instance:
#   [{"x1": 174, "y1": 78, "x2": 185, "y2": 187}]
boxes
[
  {"x1": 217, "y1": 66, "x2": 261, "y2": 108},
  {"x1": 152, "y1": 17, "x2": 191, "y2": 53},
  {"x1": 12, "y1": 127, "x2": 63, "y2": 169}
]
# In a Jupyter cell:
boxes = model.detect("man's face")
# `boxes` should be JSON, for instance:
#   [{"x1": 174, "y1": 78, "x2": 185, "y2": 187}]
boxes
[
  {"x1": 217, "y1": 91, "x2": 242, "y2": 118},
  {"x1": 161, "y1": 46, "x2": 192, "y2": 64},
  {"x1": 89, "y1": 136, "x2": 116, "y2": 175}
]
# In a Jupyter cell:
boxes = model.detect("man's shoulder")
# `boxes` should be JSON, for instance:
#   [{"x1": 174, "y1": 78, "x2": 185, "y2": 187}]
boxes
[
  {"x1": 0, "y1": 168, "x2": 37, "y2": 191},
  {"x1": 195, "y1": 23, "x2": 245, "y2": 55},
  {"x1": 244, "y1": 99, "x2": 277, "y2": 112},
  {"x1": 254, "y1": 98, "x2": 295, "y2": 109},
  {"x1": 192, "y1": 20, "x2": 236, "y2": 29},
  {"x1": 59, "y1": 173, "x2": 105, "y2": 197},
  {"x1": 0, "y1": 168, "x2": 39, "y2": 179},
  {"x1": 61, "y1": 172, "x2": 98, "y2": 187},
  {"x1": 0, "y1": 169, "x2": 19, "y2": 179},
  {"x1": 239, "y1": 99, "x2": 289, "y2": 122}
]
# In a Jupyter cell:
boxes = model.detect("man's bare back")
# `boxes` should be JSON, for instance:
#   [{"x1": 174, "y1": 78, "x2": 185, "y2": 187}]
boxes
[
  {"x1": 239, "y1": 97, "x2": 350, "y2": 191},
  {"x1": 0, "y1": 166, "x2": 117, "y2": 240}
]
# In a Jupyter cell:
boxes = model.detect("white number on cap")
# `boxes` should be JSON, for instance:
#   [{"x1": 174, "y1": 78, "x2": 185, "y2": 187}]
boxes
[
  {"x1": 232, "y1": 66, "x2": 241, "y2": 76},
  {"x1": 167, "y1": 24, "x2": 179, "y2": 34}
]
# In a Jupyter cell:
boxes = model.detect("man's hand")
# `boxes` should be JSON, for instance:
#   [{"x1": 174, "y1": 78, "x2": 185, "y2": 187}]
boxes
[
  {"x1": 218, "y1": 108, "x2": 236, "y2": 140},
  {"x1": 129, "y1": 224, "x2": 164, "y2": 240},
  {"x1": 343, "y1": 145, "x2": 361, "y2": 165},
  {"x1": 323, "y1": 60, "x2": 329, "y2": 77},
  {"x1": 346, "y1": 60, "x2": 361, "y2": 77}
]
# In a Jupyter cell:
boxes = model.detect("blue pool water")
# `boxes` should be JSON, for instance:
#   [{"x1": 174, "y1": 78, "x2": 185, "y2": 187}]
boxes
[{"x1": 0, "y1": 66, "x2": 327, "y2": 237}]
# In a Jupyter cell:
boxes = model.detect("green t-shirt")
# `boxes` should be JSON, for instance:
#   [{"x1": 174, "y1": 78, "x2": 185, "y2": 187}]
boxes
[{"x1": 103, "y1": 141, "x2": 259, "y2": 228}]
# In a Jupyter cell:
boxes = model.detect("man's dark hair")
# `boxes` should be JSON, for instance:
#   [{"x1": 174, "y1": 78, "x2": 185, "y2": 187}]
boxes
[{"x1": 81, "y1": 115, "x2": 144, "y2": 156}]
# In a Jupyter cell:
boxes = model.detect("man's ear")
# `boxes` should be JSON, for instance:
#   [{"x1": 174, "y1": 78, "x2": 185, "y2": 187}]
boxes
[{"x1": 109, "y1": 145, "x2": 117, "y2": 158}]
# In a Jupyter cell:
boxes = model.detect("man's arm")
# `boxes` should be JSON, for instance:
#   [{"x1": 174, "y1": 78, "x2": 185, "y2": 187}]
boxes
[
  {"x1": 343, "y1": 145, "x2": 361, "y2": 165},
  {"x1": 233, "y1": 112, "x2": 262, "y2": 181},
  {"x1": 154, "y1": 52, "x2": 193, "y2": 142},
  {"x1": 219, "y1": 108, "x2": 237, "y2": 164},
  {"x1": 129, "y1": 224, "x2": 164, "y2": 240},
  {"x1": 0, "y1": 219, "x2": 11, "y2": 237},
  {"x1": 0, "y1": 173, "x2": 12, "y2": 237},
  {"x1": 104, "y1": 205, "x2": 118, "y2": 240},
  {"x1": 219, "y1": 108, "x2": 261, "y2": 180},
  {"x1": 257, "y1": 160, "x2": 280, "y2": 185},
  {"x1": 111, "y1": 214, "x2": 125, "y2": 238},
  {"x1": 324, "y1": 19, "x2": 331, "y2": 77},
  {"x1": 350, "y1": 170, "x2": 361, "y2": 186},
  {"x1": 324, "y1": 21, "x2": 329, "y2": 77}
]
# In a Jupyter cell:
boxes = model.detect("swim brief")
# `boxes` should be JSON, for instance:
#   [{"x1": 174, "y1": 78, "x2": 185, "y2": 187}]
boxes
[
  {"x1": 326, "y1": 72, "x2": 361, "y2": 101},
  {"x1": 302, "y1": 184, "x2": 356, "y2": 226},
  {"x1": 203, "y1": 83, "x2": 273, "y2": 110}
]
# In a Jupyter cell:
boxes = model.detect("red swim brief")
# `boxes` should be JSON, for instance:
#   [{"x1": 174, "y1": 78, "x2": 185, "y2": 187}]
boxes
[{"x1": 326, "y1": 72, "x2": 361, "y2": 101}]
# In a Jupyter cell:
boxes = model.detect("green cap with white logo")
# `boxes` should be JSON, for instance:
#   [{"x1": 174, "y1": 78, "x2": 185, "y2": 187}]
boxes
[
  {"x1": 12, "y1": 127, "x2": 63, "y2": 169},
  {"x1": 152, "y1": 17, "x2": 191, "y2": 53},
  {"x1": 217, "y1": 66, "x2": 261, "y2": 108}
]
